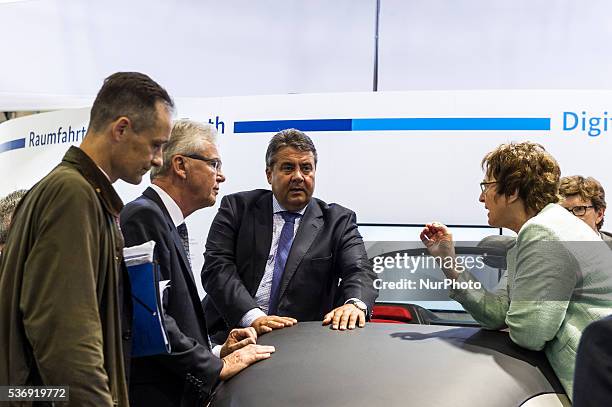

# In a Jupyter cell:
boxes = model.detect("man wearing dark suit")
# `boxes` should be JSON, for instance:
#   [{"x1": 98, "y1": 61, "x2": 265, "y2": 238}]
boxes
[
  {"x1": 573, "y1": 316, "x2": 612, "y2": 406},
  {"x1": 202, "y1": 128, "x2": 378, "y2": 343},
  {"x1": 121, "y1": 119, "x2": 275, "y2": 406}
]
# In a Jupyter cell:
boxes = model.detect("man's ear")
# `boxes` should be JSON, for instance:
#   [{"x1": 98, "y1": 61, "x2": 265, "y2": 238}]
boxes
[
  {"x1": 265, "y1": 166, "x2": 272, "y2": 185},
  {"x1": 110, "y1": 117, "x2": 131, "y2": 142},
  {"x1": 172, "y1": 155, "x2": 187, "y2": 180}
]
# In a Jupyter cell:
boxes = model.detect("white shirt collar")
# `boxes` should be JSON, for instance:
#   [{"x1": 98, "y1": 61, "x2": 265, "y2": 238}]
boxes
[{"x1": 150, "y1": 184, "x2": 185, "y2": 227}]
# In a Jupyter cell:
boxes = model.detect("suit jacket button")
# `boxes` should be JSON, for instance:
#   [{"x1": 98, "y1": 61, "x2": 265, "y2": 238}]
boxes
[{"x1": 122, "y1": 330, "x2": 132, "y2": 340}]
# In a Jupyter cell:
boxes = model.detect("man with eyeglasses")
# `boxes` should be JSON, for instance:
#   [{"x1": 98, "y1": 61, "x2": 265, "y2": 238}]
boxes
[
  {"x1": 120, "y1": 119, "x2": 275, "y2": 406},
  {"x1": 559, "y1": 175, "x2": 612, "y2": 247},
  {"x1": 201, "y1": 128, "x2": 378, "y2": 345}
]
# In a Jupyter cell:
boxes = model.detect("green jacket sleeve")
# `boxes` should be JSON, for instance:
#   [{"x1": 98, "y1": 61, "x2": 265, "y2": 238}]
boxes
[
  {"x1": 451, "y1": 224, "x2": 576, "y2": 351},
  {"x1": 505, "y1": 225, "x2": 576, "y2": 351},
  {"x1": 449, "y1": 268, "x2": 510, "y2": 330},
  {"x1": 19, "y1": 177, "x2": 114, "y2": 406}
]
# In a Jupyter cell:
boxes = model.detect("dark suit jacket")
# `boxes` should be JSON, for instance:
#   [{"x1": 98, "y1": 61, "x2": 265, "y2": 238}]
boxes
[
  {"x1": 573, "y1": 315, "x2": 612, "y2": 406},
  {"x1": 121, "y1": 187, "x2": 223, "y2": 407},
  {"x1": 201, "y1": 189, "x2": 378, "y2": 343}
]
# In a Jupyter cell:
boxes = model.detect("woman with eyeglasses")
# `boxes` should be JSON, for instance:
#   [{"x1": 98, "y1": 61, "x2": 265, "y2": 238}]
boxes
[
  {"x1": 420, "y1": 141, "x2": 612, "y2": 400},
  {"x1": 559, "y1": 175, "x2": 612, "y2": 248}
]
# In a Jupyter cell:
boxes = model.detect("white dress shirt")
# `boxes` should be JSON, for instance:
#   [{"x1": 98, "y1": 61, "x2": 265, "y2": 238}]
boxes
[
  {"x1": 238, "y1": 196, "x2": 305, "y2": 327},
  {"x1": 149, "y1": 184, "x2": 184, "y2": 228},
  {"x1": 148, "y1": 185, "x2": 224, "y2": 355}
]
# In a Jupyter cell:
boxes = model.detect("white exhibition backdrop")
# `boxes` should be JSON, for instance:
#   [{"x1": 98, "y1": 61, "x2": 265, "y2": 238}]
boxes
[
  {"x1": 2, "y1": 1, "x2": 612, "y2": 110},
  {"x1": 1, "y1": 90, "x2": 610, "y2": 297},
  {"x1": 378, "y1": 0, "x2": 612, "y2": 91},
  {"x1": 0, "y1": 0, "x2": 375, "y2": 110}
]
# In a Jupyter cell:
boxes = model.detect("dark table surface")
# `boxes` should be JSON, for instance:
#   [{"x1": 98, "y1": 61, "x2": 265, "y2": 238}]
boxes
[{"x1": 210, "y1": 321, "x2": 564, "y2": 407}]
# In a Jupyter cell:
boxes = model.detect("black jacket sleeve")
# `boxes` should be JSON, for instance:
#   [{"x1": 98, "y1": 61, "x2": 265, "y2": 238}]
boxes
[
  {"x1": 201, "y1": 195, "x2": 260, "y2": 328},
  {"x1": 334, "y1": 210, "x2": 379, "y2": 315},
  {"x1": 121, "y1": 203, "x2": 223, "y2": 398},
  {"x1": 573, "y1": 316, "x2": 612, "y2": 406}
]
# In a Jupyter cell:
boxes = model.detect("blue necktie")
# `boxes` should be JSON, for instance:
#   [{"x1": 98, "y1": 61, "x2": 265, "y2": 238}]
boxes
[{"x1": 268, "y1": 211, "x2": 300, "y2": 315}]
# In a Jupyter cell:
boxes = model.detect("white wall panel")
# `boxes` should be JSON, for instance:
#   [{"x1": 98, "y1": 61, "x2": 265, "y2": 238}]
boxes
[
  {"x1": 378, "y1": 0, "x2": 612, "y2": 90},
  {"x1": 0, "y1": 0, "x2": 375, "y2": 110},
  {"x1": 2, "y1": 90, "x2": 611, "y2": 297}
]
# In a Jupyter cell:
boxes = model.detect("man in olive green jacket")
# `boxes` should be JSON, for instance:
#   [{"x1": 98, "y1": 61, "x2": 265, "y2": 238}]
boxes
[{"x1": 0, "y1": 72, "x2": 174, "y2": 406}]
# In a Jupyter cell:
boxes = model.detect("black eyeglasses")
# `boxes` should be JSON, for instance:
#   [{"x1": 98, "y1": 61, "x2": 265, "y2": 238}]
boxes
[
  {"x1": 566, "y1": 205, "x2": 594, "y2": 216},
  {"x1": 182, "y1": 154, "x2": 222, "y2": 172},
  {"x1": 479, "y1": 181, "x2": 497, "y2": 193}
]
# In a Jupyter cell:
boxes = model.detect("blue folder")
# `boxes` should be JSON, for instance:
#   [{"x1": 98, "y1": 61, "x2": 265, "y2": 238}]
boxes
[{"x1": 127, "y1": 262, "x2": 171, "y2": 357}]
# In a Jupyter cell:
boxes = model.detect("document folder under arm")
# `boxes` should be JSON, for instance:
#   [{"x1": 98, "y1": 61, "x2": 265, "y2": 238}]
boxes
[{"x1": 125, "y1": 241, "x2": 171, "y2": 357}]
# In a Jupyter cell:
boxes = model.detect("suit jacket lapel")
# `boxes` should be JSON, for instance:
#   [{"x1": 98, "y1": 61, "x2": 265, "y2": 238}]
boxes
[
  {"x1": 142, "y1": 187, "x2": 197, "y2": 289},
  {"x1": 142, "y1": 187, "x2": 213, "y2": 338},
  {"x1": 278, "y1": 199, "x2": 323, "y2": 301},
  {"x1": 250, "y1": 193, "x2": 273, "y2": 293}
]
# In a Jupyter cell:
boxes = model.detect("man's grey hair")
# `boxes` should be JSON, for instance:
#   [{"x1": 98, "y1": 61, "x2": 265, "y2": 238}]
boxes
[
  {"x1": 150, "y1": 119, "x2": 218, "y2": 180},
  {"x1": 0, "y1": 189, "x2": 27, "y2": 245},
  {"x1": 265, "y1": 128, "x2": 318, "y2": 168}
]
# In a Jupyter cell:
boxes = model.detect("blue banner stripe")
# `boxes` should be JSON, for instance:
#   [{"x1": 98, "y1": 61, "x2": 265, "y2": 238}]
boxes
[
  {"x1": 0, "y1": 138, "x2": 26, "y2": 153},
  {"x1": 233, "y1": 117, "x2": 551, "y2": 133},
  {"x1": 234, "y1": 119, "x2": 352, "y2": 133},
  {"x1": 352, "y1": 118, "x2": 551, "y2": 131}
]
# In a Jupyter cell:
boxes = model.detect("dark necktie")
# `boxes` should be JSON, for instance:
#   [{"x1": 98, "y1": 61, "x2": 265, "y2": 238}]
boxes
[
  {"x1": 177, "y1": 222, "x2": 192, "y2": 269},
  {"x1": 268, "y1": 211, "x2": 301, "y2": 315}
]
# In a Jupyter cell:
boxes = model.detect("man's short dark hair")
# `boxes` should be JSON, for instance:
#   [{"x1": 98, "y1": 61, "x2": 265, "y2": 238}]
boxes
[
  {"x1": 265, "y1": 128, "x2": 318, "y2": 168},
  {"x1": 88, "y1": 72, "x2": 174, "y2": 133}
]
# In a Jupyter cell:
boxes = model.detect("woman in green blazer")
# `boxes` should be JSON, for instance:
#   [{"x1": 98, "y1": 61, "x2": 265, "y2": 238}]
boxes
[{"x1": 420, "y1": 141, "x2": 612, "y2": 400}]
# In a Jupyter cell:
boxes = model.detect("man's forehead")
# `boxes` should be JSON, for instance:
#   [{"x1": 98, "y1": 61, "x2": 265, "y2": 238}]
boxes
[
  {"x1": 155, "y1": 102, "x2": 173, "y2": 128},
  {"x1": 199, "y1": 141, "x2": 219, "y2": 157},
  {"x1": 150, "y1": 124, "x2": 171, "y2": 144},
  {"x1": 275, "y1": 147, "x2": 314, "y2": 162},
  {"x1": 145, "y1": 122, "x2": 170, "y2": 142},
  {"x1": 152, "y1": 128, "x2": 170, "y2": 143}
]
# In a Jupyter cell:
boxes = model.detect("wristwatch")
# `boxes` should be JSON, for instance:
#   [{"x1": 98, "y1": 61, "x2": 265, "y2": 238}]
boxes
[{"x1": 346, "y1": 299, "x2": 367, "y2": 313}]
